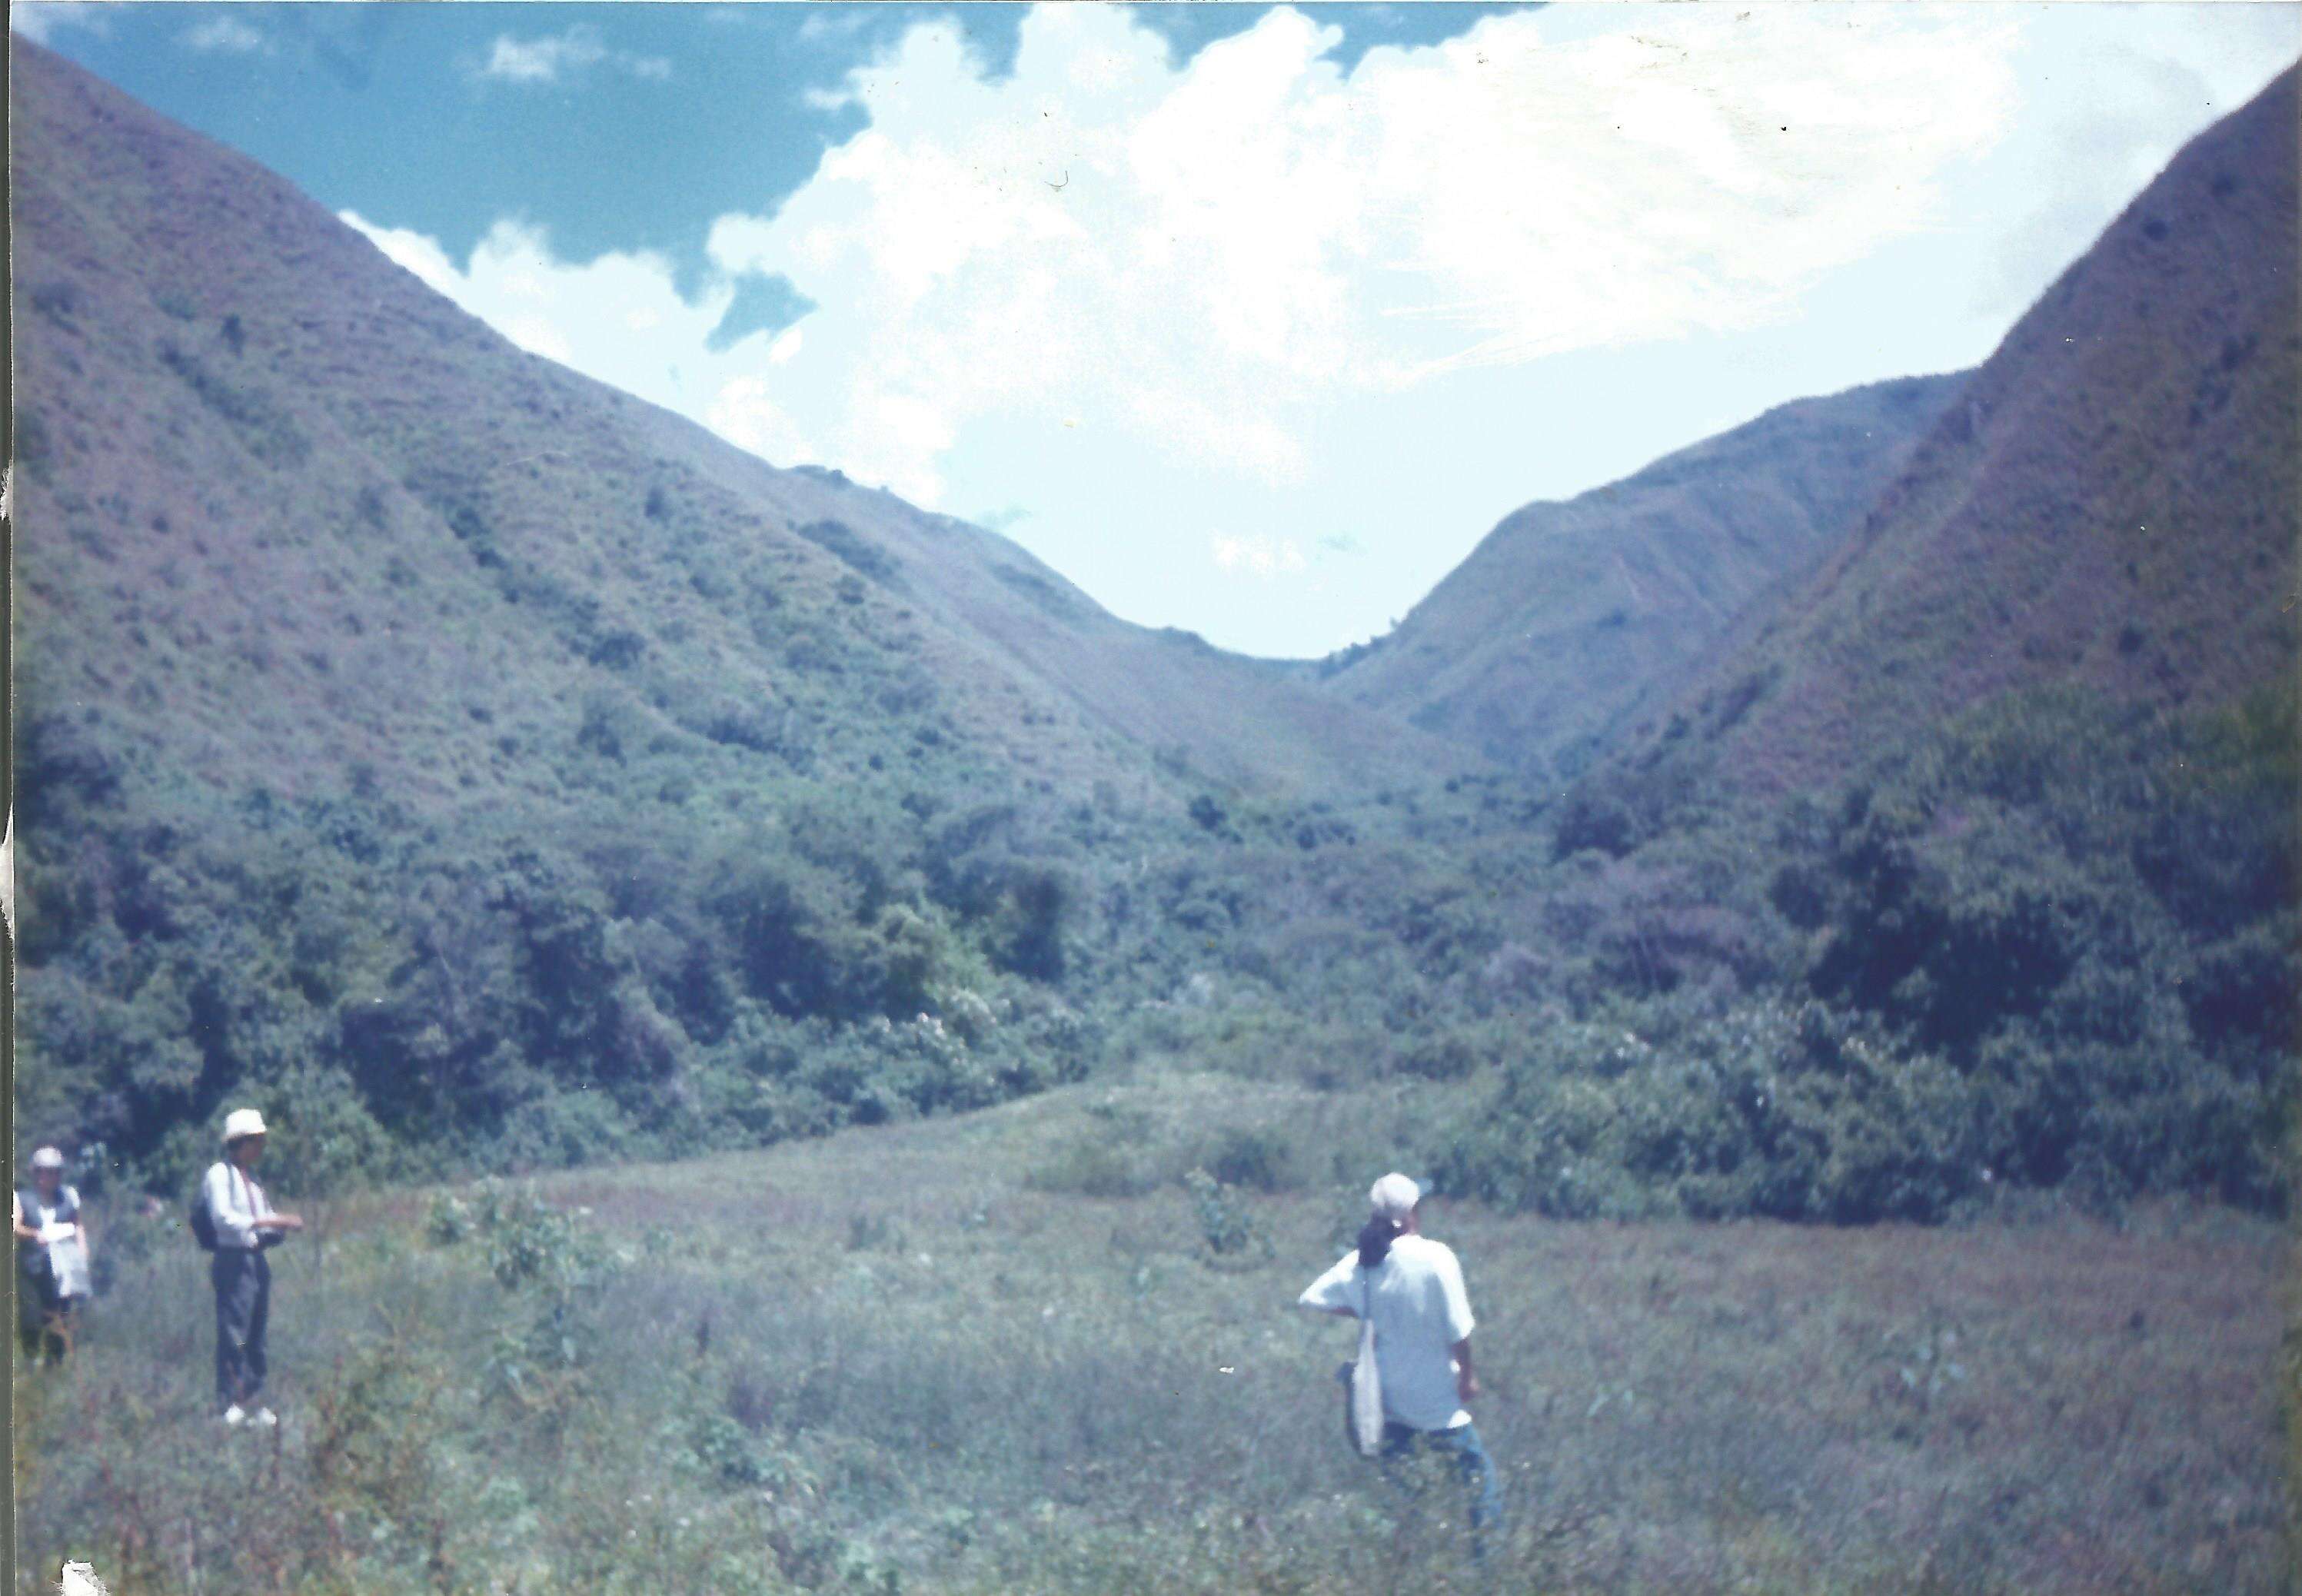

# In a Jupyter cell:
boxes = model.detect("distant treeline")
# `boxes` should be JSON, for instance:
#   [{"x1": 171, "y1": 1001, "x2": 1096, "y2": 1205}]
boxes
[
  {"x1": 13, "y1": 703, "x2": 1102, "y2": 1198},
  {"x1": 15, "y1": 683, "x2": 2296, "y2": 1222}
]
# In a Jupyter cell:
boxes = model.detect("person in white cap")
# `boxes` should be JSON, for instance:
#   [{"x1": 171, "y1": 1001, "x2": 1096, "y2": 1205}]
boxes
[
  {"x1": 13, "y1": 1146, "x2": 91, "y2": 1363},
  {"x1": 205, "y1": 1109, "x2": 303, "y2": 1425},
  {"x1": 1299, "y1": 1172, "x2": 1502, "y2": 1559}
]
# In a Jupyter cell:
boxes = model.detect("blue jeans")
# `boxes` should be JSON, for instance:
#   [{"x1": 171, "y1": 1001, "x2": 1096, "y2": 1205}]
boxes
[{"x1": 1380, "y1": 1419, "x2": 1502, "y2": 1561}]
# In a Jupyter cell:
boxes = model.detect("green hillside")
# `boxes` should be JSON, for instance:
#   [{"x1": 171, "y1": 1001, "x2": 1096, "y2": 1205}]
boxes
[
  {"x1": 1469, "y1": 68, "x2": 2301, "y2": 1219},
  {"x1": 1318, "y1": 374, "x2": 1963, "y2": 783},
  {"x1": 5, "y1": 38, "x2": 1466, "y2": 1186}
]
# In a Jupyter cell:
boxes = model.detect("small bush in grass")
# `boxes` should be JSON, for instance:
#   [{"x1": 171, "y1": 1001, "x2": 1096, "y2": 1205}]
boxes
[
  {"x1": 474, "y1": 1183, "x2": 606, "y2": 1291},
  {"x1": 1026, "y1": 1134, "x2": 1162, "y2": 1199},
  {"x1": 1204, "y1": 1125, "x2": 1300, "y2": 1193},
  {"x1": 690, "y1": 1411, "x2": 793, "y2": 1488},
  {"x1": 1185, "y1": 1168, "x2": 1269, "y2": 1259},
  {"x1": 423, "y1": 1192, "x2": 473, "y2": 1246}
]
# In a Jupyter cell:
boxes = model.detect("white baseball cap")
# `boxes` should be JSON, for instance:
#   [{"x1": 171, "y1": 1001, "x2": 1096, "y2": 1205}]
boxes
[
  {"x1": 29, "y1": 1147, "x2": 65, "y2": 1171},
  {"x1": 221, "y1": 1108, "x2": 268, "y2": 1143},
  {"x1": 1369, "y1": 1172, "x2": 1429, "y2": 1222}
]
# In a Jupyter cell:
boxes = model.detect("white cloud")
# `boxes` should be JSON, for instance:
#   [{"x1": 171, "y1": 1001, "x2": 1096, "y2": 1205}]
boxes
[
  {"x1": 341, "y1": 211, "x2": 735, "y2": 401},
  {"x1": 10, "y1": 3, "x2": 111, "y2": 45},
  {"x1": 503, "y1": 314, "x2": 575, "y2": 364},
  {"x1": 367, "y1": 6, "x2": 2024, "y2": 504},
  {"x1": 1967, "y1": 6, "x2": 2302, "y2": 325},
  {"x1": 483, "y1": 31, "x2": 598, "y2": 84},
  {"x1": 1210, "y1": 532, "x2": 1310, "y2": 580},
  {"x1": 184, "y1": 14, "x2": 272, "y2": 55},
  {"x1": 328, "y1": 3, "x2": 2295, "y2": 655},
  {"x1": 340, "y1": 211, "x2": 464, "y2": 297},
  {"x1": 478, "y1": 25, "x2": 669, "y2": 86},
  {"x1": 341, "y1": 3, "x2": 2297, "y2": 532}
]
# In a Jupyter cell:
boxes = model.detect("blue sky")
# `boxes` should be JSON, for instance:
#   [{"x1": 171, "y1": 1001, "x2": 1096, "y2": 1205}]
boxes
[{"x1": 16, "y1": 3, "x2": 2299, "y2": 657}]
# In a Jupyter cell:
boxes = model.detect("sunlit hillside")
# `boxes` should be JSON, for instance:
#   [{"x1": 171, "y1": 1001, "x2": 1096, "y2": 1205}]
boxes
[{"x1": 1317, "y1": 373, "x2": 1963, "y2": 784}]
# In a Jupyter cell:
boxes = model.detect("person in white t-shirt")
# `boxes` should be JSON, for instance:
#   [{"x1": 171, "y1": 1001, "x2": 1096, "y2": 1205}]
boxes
[
  {"x1": 205, "y1": 1109, "x2": 304, "y2": 1426},
  {"x1": 1299, "y1": 1172, "x2": 1502, "y2": 1559},
  {"x1": 14, "y1": 1147, "x2": 91, "y2": 1363}
]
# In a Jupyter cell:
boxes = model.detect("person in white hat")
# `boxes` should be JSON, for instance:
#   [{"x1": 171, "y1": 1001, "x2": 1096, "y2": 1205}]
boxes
[
  {"x1": 204, "y1": 1109, "x2": 303, "y2": 1425},
  {"x1": 13, "y1": 1146, "x2": 91, "y2": 1363},
  {"x1": 1298, "y1": 1172, "x2": 1502, "y2": 1560}
]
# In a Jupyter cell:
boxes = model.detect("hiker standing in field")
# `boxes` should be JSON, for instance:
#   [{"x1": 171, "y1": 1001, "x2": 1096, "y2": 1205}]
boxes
[
  {"x1": 14, "y1": 1147, "x2": 93, "y2": 1363},
  {"x1": 1299, "y1": 1172, "x2": 1502, "y2": 1560},
  {"x1": 204, "y1": 1109, "x2": 304, "y2": 1426}
]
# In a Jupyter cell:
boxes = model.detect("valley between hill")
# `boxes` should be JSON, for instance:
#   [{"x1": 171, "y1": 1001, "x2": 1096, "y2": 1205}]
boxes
[
  {"x1": 8, "y1": 50, "x2": 2297, "y2": 1241},
  {"x1": 8, "y1": 36, "x2": 2299, "y2": 1596}
]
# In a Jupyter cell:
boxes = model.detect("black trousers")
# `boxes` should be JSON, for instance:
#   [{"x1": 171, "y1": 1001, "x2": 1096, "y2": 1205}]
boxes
[
  {"x1": 211, "y1": 1248, "x2": 271, "y2": 1408},
  {"x1": 16, "y1": 1265, "x2": 72, "y2": 1363}
]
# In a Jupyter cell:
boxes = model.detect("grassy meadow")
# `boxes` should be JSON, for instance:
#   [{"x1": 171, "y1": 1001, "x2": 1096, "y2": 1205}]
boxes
[{"x1": 15, "y1": 1069, "x2": 2292, "y2": 1596}]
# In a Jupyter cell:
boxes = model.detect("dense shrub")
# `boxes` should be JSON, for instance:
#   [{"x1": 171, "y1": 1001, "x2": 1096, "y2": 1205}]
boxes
[{"x1": 1430, "y1": 1003, "x2": 1984, "y2": 1222}]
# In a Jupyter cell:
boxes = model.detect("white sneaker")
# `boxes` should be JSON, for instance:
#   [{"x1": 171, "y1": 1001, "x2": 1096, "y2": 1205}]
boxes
[
  {"x1": 249, "y1": 1407, "x2": 278, "y2": 1428},
  {"x1": 222, "y1": 1405, "x2": 246, "y2": 1426}
]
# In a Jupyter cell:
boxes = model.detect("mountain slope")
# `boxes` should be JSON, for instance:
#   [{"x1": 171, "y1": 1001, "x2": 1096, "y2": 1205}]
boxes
[
  {"x1": 625, "y1": 415, "x2": 1482, "y2": 797},
  {"x1": 1317, "y1": 373, "x2": 1963, "y2": 780},
  {"x1": 7, "y1": 37, "x2": 1464, "y2": 820},
  {"x1": 5, "y1": 38, "x2": 1472, "y2": 1172},
  {"x1": 1641, "y1": 66, "x2": 2300, "y2": 796},
  {"x1": 1471, "y1": 73, "x2": 2300, "y2": 1222}
]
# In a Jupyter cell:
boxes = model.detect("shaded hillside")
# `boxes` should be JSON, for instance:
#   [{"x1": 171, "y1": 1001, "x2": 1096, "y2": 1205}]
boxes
[
  {"x1": 1464, "y1": 71, "x2": 2300, "y2": 1222},
  {"x1": 1318, "y1": 374, "x2": 1961, "y2": 780},
  {"x1": 5, "y1": 39, "x2": 1461, "y2": 1178},
  {"x1": 1637, "y1": 67, "x2": 2300, "y2": 796}
]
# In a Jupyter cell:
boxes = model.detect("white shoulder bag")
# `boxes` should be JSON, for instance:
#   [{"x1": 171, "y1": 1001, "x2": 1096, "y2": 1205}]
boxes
[{"x1": 1348, "y1": 1264, "x2": 1384, "y2": 1456}]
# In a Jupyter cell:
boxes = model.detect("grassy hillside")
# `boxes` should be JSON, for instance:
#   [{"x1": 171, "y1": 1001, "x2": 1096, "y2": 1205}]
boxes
[
  {"x1": 15, "y1": 1075, "x2": 2290, "y2": 1594},
  {"x1": 1640, "y1": 68, "x2": 2300, "y2": 798},
  {"x1": 8, "y1": 39, "x2": 1462, "y2": 816},
  {"x1": 1316, "y1": 374, "x2": 1962, "y2": 783},
  {"x1": 5, "y1": 39, "x2": 1467, "y2": 1184},
  {"x1": 1445, "y1": 70, "x2": 2301, "y2": 1223}
]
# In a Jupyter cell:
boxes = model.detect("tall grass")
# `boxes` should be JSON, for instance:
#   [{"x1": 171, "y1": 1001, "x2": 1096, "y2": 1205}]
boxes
[{"x1": 15, "y1": 1076, "x2": 2291, "y2": 1594}]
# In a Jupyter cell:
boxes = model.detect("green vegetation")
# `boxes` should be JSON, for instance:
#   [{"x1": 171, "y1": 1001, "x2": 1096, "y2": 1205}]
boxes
[
  {"x1": 16, "y1": 1078, "x2": 2290, "y2": 1594},
  {"x1": 21, "y1": 676, "x2": 2290, "y2": 1228},
  {"x1": 13, "y1": 42, "x2": 2290, "y2": 1230},
  {"x1": 7, "y1": 41, "x2": 2297, "y2": 1596},
  {"x1": 1447, "y1": 685, "x2": 2296, "y2": 1221},
  {"x1": 13, "y1": 720, "x2": 1107, "y2": 1193}
]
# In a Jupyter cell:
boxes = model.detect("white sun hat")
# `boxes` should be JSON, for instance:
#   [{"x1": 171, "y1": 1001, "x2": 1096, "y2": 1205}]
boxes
[
  {"x1": 29, "y1": 1146, "x2": 65, "y2": 1171},
  {"x1": 1369, "y1": 1172, "x2": 1429, "y2": 1222},
  {"x1": 221, "y1": 1108, "x2": 268, "y2": 1143}
]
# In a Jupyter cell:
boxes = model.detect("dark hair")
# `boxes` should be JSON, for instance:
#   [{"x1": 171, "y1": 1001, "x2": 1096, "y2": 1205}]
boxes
[{"x1": 1357, "y1": 1215, "x2": 1403, "y2": 1270}]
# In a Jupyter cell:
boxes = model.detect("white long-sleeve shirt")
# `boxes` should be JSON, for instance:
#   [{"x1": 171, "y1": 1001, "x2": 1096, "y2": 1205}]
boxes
[{"x1": 203, "y1": 1160, "x2": 275, "y2": 1250}]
